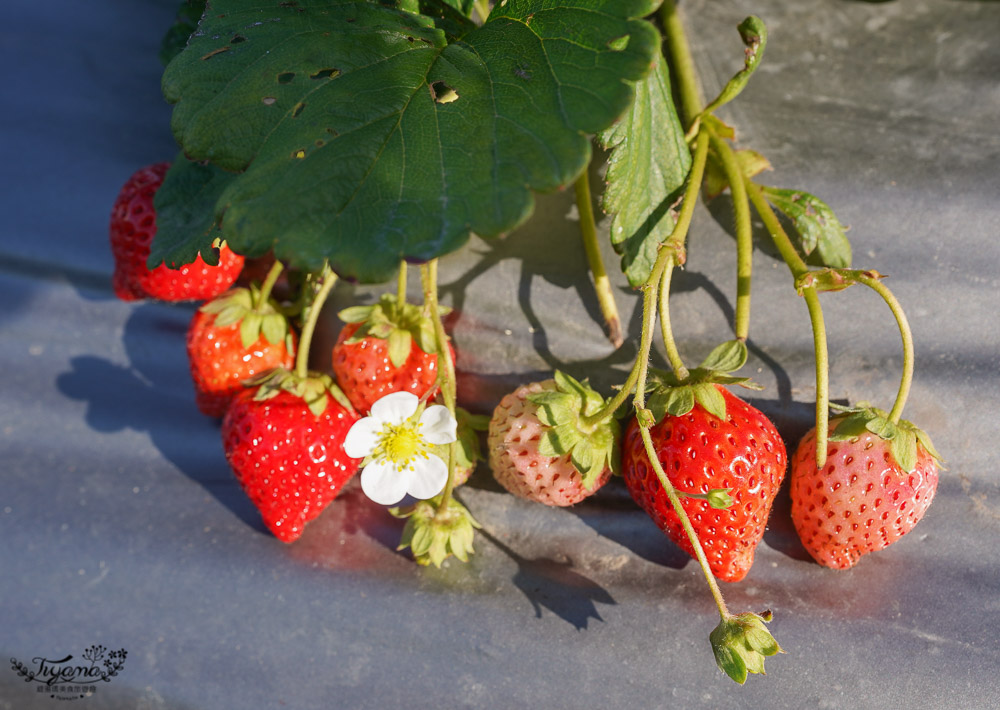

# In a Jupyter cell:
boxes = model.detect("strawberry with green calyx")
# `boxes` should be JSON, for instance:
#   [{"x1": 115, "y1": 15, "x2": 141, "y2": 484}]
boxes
[
  {"x1": 488, "y1": 371, "x2": 619, "y2": 507},
  {"x1": 790, "y1": 405, "x2": 942, "y2": 570},
  {"x1": 186, "y1": 261, "x2": 297, "y2": 417},
  {"x1": 710, "y1": 610, "x2": 784, "y2": 684},
  {"x1": 222, "y1": 367, "x2": 361, "y2": 542},
  {"x1": 332, "y1": 292, "x2": 455, "y2": 414},
  {"x1": 391, "y1": 494, "x2": 482, "y2": 568}
]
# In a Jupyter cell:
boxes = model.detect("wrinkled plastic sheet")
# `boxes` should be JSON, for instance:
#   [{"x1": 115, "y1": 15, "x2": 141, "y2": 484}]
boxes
[{"x1": 2, "y1": 1, "x2": 998, "y2": 707}]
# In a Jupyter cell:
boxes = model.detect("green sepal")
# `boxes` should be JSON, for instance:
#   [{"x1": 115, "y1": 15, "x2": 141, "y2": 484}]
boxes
[
  {"x1": 239, "y1": 312, "x2": 263, "y2": 349},
  {"x1": 338, "y1": 293, "x2": 447, "y2": 366},
  {"x1": 706, "y1": 488, "x2": 735, "y2": 510},
  {"x1": 761, "y1": 186, "x2": 852, "y2": 268},
  {"x1": 710, "y1": 611, "x2": 782, "y2": 685},
  {"x1": 795, "y1": 268, "x2": 883, "y2": 296},
  {"x1": 248, "y1": 368, "x2": 353, "y2": 417},
  {"x1": 692, "y1": 384, "x2": 727, "y2": 421},
  {"x1": 827, "y1": 405, "x2": 945, "y2": 472},
  {"x1": 704, "y1": 148, "x2": 771, "y2": 200},
  {"x1": 699, "y1": 339, "x2": 748, "y2": 373},
  {"x1": 525, "y1": 371, "x2": 620, "y2": 490},
  {"x1": 391, "y1": 495, "x2": 481, "y2": 568}
]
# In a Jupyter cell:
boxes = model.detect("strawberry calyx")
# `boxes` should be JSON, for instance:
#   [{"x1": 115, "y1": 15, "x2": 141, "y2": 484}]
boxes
[
  {"x1": 645, "y1": 339, "x2": 760, "y2": 423},
  {"x1": 337, "y1": 293, "x2": 448, "y2": 368},
  {"x1": 710, "y1": 610, "x2": 783, "y2": 685},
  {"x1": 525, "y1": 370, "x2": 620, "y2": 491},
  {"x1": 828, "y1": 403, "x2": 944, "y2": 474},
  {"x1": 391, "y1": 494, "x2": 482, "y2": 568},
  {"x1": 246, "y1": 367, "x2": 353, "y2": 418},
  {"x1": 199, "y1": 284, "x2": 294, "y2": 351}
]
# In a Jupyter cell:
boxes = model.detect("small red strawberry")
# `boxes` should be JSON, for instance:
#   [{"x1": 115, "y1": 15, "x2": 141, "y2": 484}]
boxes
[
  {"x1": 622, "y1": 384, "x2": 786, "y2": 582},
  {"x1": 221, "y1": 369, "x2": 361, "y2": 542},
  {"x1": 332, "y1": 294, "x2": 455, "y2": 413},
  {"x1": 488, "y1": 373, "x2": 617, "y2": 507},
  {"x1": 186, "y1": 286, "x2": 297, "y2": 417},
  {"x1": 109, "y1": 162, "x2": 243, "y2": 302},
  {"x1": 790, "y1": 407, "x2": 942, "y2": 569}
]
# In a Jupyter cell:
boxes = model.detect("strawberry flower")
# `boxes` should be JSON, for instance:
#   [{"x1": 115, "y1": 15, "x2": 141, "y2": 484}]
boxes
[{"x1": 344, "y1": 391, "x2": 457, "y2": 505}]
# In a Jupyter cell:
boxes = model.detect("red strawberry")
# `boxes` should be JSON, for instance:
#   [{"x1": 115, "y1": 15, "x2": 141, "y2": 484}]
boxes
[
  {"x1": 332, "y1": 294, "x2": 455, "y2": 413},
  {"x1": 221, "y1": 370, "x2": 361, "y2": 543},
  {"x1": 186, "y1": 287, "x2": 297, "y2": 417},
  {"x1": 790, "y1": 412, "x2": 940, "y2": 570},
  {"x1": 109, "y1": 162, "x2": 244, "y2": 302},
  {"x1": 488, "y1": 374, "x2": 617, "y2": 507},
  {"x1": 622, "y1": 385, "x2": 786, "y2": 582}
]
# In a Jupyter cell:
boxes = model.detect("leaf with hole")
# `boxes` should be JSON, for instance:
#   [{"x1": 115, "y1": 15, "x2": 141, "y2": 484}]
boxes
[{"x1": 158, "y1": 0, "x2": 660, "y2": 282}]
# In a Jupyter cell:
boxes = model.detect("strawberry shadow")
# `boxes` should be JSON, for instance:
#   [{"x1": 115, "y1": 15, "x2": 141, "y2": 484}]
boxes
[
  {"x1": 477, "y1": 527, "x2": 617, "y2": 631},
  {"x1": 55, "y1": 303, "x2": 267, "y2": 535}
]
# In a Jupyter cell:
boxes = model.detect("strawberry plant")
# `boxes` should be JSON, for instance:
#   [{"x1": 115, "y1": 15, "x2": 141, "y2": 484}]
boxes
[{"x1": 107, "y1": 0, "x2": 944, "y2": 687}]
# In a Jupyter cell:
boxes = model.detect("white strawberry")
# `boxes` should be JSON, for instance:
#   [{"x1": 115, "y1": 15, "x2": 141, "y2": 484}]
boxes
[{"x1": 487, "y1": 374, "x2": 618, "y2": 507}]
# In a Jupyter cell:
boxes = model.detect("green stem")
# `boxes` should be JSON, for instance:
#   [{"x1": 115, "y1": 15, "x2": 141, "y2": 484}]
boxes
[
  {"x1": 397, "y1": 262, "x2": 408, "y2": 307},
  {"x1": 420, "y1": 261, "x2": 459, "y2": 514},
  {"x1": 745, "y1": 180, "x2": 830, "y2": 466},
  {"x1": 474, "y1": 0, "x2": 490, "y2": 24},
  {"x1": 658, "y1": 261, "x2": 689, "y2": 378},
  {"x1": 256, "y1": 260, "x2": 284, "y2": 309},
  {"x1": 295, "y1": 264, "x2": 338, "y2": 379},
  {"x1": 708, "y1": 132, "x2": 753, "y2": 341},
  {"x1": 660, "y1": 0, "x2": 704, "y2": 125},
  {"x1": 855, "y1": 274, "x2": 914, "y2": 424},
  {"x1": 574, "y1": 169, "x2": 624, "y2": 348}
]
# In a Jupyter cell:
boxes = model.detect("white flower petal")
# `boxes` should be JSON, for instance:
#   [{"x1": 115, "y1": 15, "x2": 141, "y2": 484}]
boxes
[
  {"x1": 406, "y1": 454, "x2": 449, "y2": 500},
  {"x1": 360, "y1": 460, "x2": 409, "y2": 506},
  {"x1": 343, "y1": 417, "x2": 381, "y2": 459},
  {"x1": 370, "y1": 391, "x2": 420, "y2": 425},
  {"x1": 419, "y1": 404, "x2": 458, "y2": 445}
]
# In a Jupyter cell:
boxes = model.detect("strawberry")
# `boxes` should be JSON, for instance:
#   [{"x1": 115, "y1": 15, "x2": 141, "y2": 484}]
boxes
[
  {"x1": 221, "y1": 370, "x2": 361, "y2": 543},
  {"x1": 621, "y1": 384, "x2": 786, "y2": 582},
  {"x1": 332, "y1": 294, "x2": 454, "y2": 413},
  {"x1": 789, "y1": 408, "x2": 941, "y2": 569},
  {"x1": 186, "y1": 286, "x2": 297, "y2": 417},
  {"x1": 109, "y1": 162, "x2": 243, "y2": 302},
  {"x1": 488, "y1": 373, "x2": 617, "y2": 507}
]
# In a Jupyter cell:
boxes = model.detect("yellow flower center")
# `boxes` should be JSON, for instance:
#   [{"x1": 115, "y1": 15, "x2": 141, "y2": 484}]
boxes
[{"x1": 375, "y1": 422, "x2": 428, "y2": 468}]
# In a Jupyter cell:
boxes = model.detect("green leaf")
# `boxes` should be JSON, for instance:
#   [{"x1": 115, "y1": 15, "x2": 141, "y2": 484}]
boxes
[
  {"x1": 698, "y1": 339, "x2": 747, "y2": 374},
  {"x1": 337, "y1": 305, "x2": 375, "y2": 324},
  {"x1": 693, "y1": 383, "x2": 727, "y2": 421},
  {"x1": 150, "y1": 154, "x2": 237, "y2": 269},
  {"x1": 159, "y1": 0, "x2": 206, "y2": 67},
  {"x1": 700, "y1": 16, "x2": 767, "y2": 118},
  {"x1": 598, "y1": 53, "x2": 691, "y2": 287},
  {"x1": 761, "y1": 186, "x2": 852, "y2": 268},
  {"x1": 160, "y1": 0, "x2": 660, "y2": 283}
]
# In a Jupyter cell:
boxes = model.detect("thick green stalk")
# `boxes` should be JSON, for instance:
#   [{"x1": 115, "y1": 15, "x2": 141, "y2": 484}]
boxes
[
  {"x1": 658, "y1": 262, "x2": 689, "y2": 378},
  {"x1": 575, "y1": 169, "x2": 624, "y2": 347},
  {"x1": 854, "y1": 273, "x2": 914, "y2": 424},
  {"x1": 256, "y1": 260, "x2": 284, "y2": 308},
  {"x1": 420, "y1": 261, "x2": 460, "y2": 514},
  {"x1": 295, "y1": 265, "x2": 338, "y2": 379},
  {"x1": 661, "y1": 0, "x2": 704, "y2": 126},
  {"x1": 397, "y1": 262, "x2": 408, "y2": 307},
  {"x1": 708, "y1": 132, "x2": 753, "y2": 341},
  {"x1": 745, "y1": 180, "x2": 830, "y2": 465}
]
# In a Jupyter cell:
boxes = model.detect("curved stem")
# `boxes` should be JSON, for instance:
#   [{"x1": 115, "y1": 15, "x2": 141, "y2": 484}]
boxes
[
  {"x1": 420, "y1": 261, "x2": 459, "y2": 514},
  {"x1": 575, "y1": 168, "x2": 624, "y2": 347},
  {"x1": 708, "y1": 132, "x2": 753, "y2": 341},
  {"x1": 256, "y1": 260, "x2": 284, "y2": 309},
  {"x1": 745, "y1": 180, "x2": 830, "y2": 466},
  {"x1": 658, "y1": 261, "x2": 689, "y2": 378},
  {"x1": 295, "y1": 264, "x2": 337, "y2": 379},
  {"x1": 855, "y1": 274, "x2": 914, "y2": 423}
]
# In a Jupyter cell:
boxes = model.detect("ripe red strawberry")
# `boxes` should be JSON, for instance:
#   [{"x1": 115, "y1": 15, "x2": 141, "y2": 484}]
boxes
[
  {"x1": 221, "y1": 371, "x2": 361, "y2": 542},
  {"x1": 332, "y1": 294, "x2": 455, "y2": 413},
  {"x1": 186, "y1": 288, "x2": 297, "y2": 417},
  {"x1": 109, "y1": 162, "x2": 244, "y2": 301},
  {"x1": 790, "y1": 414, "x2": 940, "y2": 570},
  {"x1": 488, "y1": 375, "x2": 616, "y2": 507},
  {"x1": 622, "y1": 385, "x2": 786, "y2": 582}
]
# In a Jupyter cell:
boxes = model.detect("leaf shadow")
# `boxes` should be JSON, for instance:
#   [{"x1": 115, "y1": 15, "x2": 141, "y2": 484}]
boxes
[
  {"x1": 477, "y1": 527, "x2": 617, "y2": 630},
  {"x1": 54, "y1": 303, "x2": 267, "y2": 535}
]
